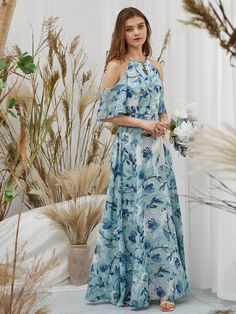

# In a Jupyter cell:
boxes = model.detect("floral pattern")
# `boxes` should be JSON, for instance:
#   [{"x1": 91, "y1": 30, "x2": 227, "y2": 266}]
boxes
[{"x1": 85, "y1": 59, "x2": 189, "y2": 309}]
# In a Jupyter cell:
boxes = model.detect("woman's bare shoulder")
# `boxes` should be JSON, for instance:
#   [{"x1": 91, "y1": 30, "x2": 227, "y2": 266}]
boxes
[{"x1": 102, "y1": 59, "x2": 127, "y2": 89}]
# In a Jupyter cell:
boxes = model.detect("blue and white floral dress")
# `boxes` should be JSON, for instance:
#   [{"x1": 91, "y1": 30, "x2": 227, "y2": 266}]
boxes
[{"x1": 85, "y1": 58, "x2": 189, "y2": 309}]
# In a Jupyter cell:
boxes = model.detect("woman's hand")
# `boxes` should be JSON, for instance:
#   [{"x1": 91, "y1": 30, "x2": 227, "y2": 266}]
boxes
[{"x1": 141, "y1": 120, "x2": 170, "y2": 137}]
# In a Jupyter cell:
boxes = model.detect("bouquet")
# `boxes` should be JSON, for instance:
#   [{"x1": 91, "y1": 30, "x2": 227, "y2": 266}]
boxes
[{"x1": 169, "y1": 103, "x2": 200, "y2": 157}]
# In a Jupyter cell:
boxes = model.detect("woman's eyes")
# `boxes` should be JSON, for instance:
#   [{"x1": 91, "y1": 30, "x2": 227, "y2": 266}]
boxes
[{"x1": 125, "y1": 25, "x2": 145, "y2": 32}]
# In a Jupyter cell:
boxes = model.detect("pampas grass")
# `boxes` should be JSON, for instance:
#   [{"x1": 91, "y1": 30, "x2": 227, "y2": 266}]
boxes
[
  {"x1": 181, "y1": 0, "x2": 236, "y2": 64},
  {"x1": 190, "y1": 123, "x2": 236, "y2": 173},
  {"x1": 0, "y1": 249, "x2": 57, "y2": 314},
  {"x1": 157, "y1": 29, "x2": 171, "y2": 63},
  {"x1": 28, "y1": 161, "x2": 110, "y2": 206},
  {"x1": 43, "y1": 199, "x2": 103, "y2": 245}
]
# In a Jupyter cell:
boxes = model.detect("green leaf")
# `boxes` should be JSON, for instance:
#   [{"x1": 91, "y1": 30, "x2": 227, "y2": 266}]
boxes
[
  {"x1": 22, "y1": 63, "x2": 36, "y2": 74},
  {"x1": 0, "y1": 79, "x2": 4, "y2": 90},
  {"x1": 0, "y1": 58, "x2": 7, "y2": 70},
  {"x1": 9, "y1": 97, "x2": 16, "y2": 109},
  {"x1": 5, "y1": 185, "x2": 15, "y2": 204},
  {"x1": 17, "y1": 52, "x2": 36, "y2": 74},
  {"x1": 8, "y1": 109, "x2": 17, "y2": 118},
  {"x1": 170, "y1": 130, "x2": 177, "y2": 137},
  {"x1": 170, "y1": 119, "x2": 176, "y2": 130}
]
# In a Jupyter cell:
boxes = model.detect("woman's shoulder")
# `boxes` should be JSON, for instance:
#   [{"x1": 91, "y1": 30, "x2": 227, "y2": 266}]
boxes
[
  {"x1": 147, "y1": 58, "x2": 163, "y2": 81},
  {"x1": 106, "y1": 58, "x2": 128, "y2": 73},
  {"x1": 102, "y1": 59, "x2": 128, "y2": 89}
]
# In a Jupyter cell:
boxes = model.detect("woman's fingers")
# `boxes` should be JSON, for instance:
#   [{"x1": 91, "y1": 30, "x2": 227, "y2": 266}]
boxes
[
  {"x1": 159, "y1": 122, "x2": 170, "y2": 129},
  {"x1": 154, "y1": 126, "x2": 168, "y2": 137},
  {"x1": 142, "y1": 120, "x2": 169, "y2": 136}
]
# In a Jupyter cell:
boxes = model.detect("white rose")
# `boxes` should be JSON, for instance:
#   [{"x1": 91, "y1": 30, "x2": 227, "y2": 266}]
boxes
[
  {"x1": 174, "y1": 121, "x2": 196, "y2": 142},
  {"x1": 172, "y1": 105, "x2": 188, "y2": 119}
]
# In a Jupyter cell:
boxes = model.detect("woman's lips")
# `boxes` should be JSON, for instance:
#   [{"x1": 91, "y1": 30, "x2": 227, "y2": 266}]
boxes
[{"x1": 133, "y1": 38, "x2": 142, "y2": 41}]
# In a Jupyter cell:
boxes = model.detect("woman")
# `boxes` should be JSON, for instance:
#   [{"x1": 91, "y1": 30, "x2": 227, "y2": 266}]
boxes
[{"x1": 85, "y1": 7, "x2": 189, "y2": 312}]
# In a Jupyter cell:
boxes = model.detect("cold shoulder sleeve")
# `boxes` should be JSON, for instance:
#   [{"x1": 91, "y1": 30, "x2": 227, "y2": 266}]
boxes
[{"x1": 96, "y1": 77, "x2": 128, "y2": 120}]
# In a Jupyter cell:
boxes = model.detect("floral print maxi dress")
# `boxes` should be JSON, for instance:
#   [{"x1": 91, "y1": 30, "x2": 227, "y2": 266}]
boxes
[{"x1": 85, "y1": 58, "x2": 189, "y2": 309}]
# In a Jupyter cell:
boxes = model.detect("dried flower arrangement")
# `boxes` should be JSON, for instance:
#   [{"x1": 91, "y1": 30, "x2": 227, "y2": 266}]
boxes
[
  {"x1": 42, "y1": 164, "x2": 107, "y2": 245},
  {"x1": 43, "y1": 200, "x2": 103, "y2": 246}
]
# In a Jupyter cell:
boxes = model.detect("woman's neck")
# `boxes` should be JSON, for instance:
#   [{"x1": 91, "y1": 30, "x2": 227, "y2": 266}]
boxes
[{"x1": 126, "y1": 48, "x2": 145, "y2": 62}]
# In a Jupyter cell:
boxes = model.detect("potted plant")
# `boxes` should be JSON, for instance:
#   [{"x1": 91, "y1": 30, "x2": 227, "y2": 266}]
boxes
[{"x1": 43, "y1": 195, "x2": 104, "y2": 285}]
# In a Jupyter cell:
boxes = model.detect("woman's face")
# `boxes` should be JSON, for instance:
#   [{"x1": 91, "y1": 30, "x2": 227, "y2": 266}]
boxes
[{"x1": 124, "y1": 15, "x2": 147, "y2": 49}]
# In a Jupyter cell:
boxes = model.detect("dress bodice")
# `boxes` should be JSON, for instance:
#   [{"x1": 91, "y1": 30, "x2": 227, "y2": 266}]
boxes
[{"x1": 97, "y1": 58, "x2": 167, "y2": 121}]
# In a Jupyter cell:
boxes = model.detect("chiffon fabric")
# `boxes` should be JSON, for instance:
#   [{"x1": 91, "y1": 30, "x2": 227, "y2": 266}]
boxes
[{"x1": 85, "y1": 58, "x2": 189, "y2": 309}]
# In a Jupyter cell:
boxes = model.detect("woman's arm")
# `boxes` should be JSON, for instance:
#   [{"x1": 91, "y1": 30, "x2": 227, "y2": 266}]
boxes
[
  {"x1": 100, "y1": 115, "x2": 168, "y2": 136},
  {"x1": 159, "y1": 112, "x2": 169, "y2": 123}
]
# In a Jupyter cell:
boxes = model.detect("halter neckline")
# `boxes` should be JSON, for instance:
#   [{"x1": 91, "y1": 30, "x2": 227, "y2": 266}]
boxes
[{"x1": 127, "y1": 56, "x2": 147, "y2": 63}]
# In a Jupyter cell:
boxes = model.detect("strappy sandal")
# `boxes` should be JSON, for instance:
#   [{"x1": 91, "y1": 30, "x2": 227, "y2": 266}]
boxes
[{"x1": 159, "y1": 299, "x2": 176, "y2": 312}]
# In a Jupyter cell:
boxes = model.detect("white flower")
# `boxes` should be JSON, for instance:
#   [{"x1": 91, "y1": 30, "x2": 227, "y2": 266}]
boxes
[
  {"x1": 185, "y1": 102, "x2": 198, "y2": 120},
  {"x1": 172, "y1": 102, "x2": 198, "y2": 121},
  {"x1": 174, "y1": 121, "x2": 196, "y2": 142},
  {"x1": 172, "y1": 105, "x2": 188, "y2": 119}
]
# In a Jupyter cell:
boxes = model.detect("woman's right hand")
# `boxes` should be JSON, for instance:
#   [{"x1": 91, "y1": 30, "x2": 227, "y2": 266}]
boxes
[{"x1": 140, "y1": 120, "x2": 169, "y2": 137}]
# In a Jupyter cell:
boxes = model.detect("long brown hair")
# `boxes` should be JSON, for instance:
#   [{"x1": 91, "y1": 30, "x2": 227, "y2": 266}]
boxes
[{"x1": 106, "y1": 7, "x2": 152, "y2": 65}]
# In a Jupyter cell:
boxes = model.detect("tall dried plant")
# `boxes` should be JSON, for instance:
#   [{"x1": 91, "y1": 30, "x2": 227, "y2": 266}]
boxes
[
  {"x1": 181, "y1": 0, "x2": 236, "y2": 65},
  {"x1": 0, "y1": 248, "x2": 57, "y2": 314},
  {"x1": 0, "y1": 109, "x2": 53, "y2": 314},
  {"x1": 0, "y1": 17, "x2": 114, "y2": 214},
  {"x1": 24, "y1": 17, "x2": 113, "y2": 208}
]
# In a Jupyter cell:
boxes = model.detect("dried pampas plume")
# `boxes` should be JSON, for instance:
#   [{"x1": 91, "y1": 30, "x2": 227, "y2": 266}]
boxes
[
  {"x1": 157, "y1": 29, "x2": 171, "y2": 63},
  {"x1": 55, "y1": 162, "x2": 110, "y2": 201},
  {"x1": 78, "y1": 85, "x2": 98, "y2": 121},
  {"x1": 181, "y1": 0, "x2": 236, "y2": 64},
  {"x1": 190, "y1": 123, "x2": 236, "y2": 173},
  {"x1": 43, "y1": 199, "x2": 104, "y2": 245}
]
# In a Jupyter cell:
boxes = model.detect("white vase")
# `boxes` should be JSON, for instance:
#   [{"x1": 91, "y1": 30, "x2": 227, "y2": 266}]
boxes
[{"x1": 68, "y1": 244, "x2": 92, "y2": 286}]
